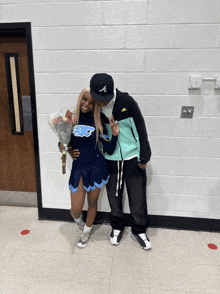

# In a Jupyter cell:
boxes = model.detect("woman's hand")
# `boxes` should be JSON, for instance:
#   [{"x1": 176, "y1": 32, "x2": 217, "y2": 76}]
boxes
[
  {"x1": 59, "y1": 143, "x2": 66, "y2": 153},
  {"x1": 108, "y1": 115, "x2": 119, "y2": 136},
  {"x1": 59, "y1": 144, "x2": 80, "y2": 160}
]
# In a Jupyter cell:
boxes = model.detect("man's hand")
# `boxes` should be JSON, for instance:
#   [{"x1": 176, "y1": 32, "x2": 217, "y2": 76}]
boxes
[
  {"x1": 68, "y1": 148, "x2": 80, "y2": 160},
  {"x1": 59, "y1": 144, "x2": 80, "y2": 160},
  {"x1": 108, "y1": 115, "x2": 119, "y2": 136},
  {"x1": 138, "y1": 163, "x2": 147, "y2": 169}
]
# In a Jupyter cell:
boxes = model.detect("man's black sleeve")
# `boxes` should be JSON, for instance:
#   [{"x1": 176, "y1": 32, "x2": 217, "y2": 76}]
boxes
[{"x1": 129, "y1": 97, "x2": 151, "y2": 164}]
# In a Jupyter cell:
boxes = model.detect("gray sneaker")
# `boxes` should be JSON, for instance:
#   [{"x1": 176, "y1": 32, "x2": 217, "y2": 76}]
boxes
[
  {"x1": 77, "y1": 230, "x2": 91, "y2": 248},
  {"x1": 76, "y1": 220, "x2": 85, "y2": 231}
]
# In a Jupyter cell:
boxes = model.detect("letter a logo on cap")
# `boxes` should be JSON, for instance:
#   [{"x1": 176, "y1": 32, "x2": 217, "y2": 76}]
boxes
[
  {"x1": 90, "y1": 73, "x2": 114, "y2": 101},
  {"x1": 99, "y1": 85, "x2": 107, "y2": 93}
]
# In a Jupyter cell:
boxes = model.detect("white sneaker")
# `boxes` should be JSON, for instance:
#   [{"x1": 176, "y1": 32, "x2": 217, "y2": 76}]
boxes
[
  {"x1": 77, "y1": 231, "x2": 91, "y2": 248},
  {"x1": 110, "y1": 229, "x2": 123, "y2": 246},
  {"x1": 132, "y1": 233, "x2": 152, "y2": 250}
]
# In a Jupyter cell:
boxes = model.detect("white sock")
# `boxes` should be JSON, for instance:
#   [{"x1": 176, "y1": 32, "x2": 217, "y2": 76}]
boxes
[
  {"x1": 74, "y1": 214, "x2": 83, "y2": 224},
  {"x1": 83, "y1": 224, "x2": 92, "y2": 233}
]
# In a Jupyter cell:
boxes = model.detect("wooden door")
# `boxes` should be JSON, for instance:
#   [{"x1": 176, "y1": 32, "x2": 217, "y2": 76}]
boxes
[{"x1": 0, "y1": 38, "x2": 37, "y2": 192}]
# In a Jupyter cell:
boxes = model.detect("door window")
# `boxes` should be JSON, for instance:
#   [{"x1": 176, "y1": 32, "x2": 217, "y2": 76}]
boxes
[{"x1": 4, "y1": 53, "x2": 23, "y2": 135}]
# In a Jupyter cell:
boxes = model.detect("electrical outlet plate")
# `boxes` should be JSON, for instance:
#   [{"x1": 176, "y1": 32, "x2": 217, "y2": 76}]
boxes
[{"x1": 181, "y1": 106, "x2": 194, "y2": 118}]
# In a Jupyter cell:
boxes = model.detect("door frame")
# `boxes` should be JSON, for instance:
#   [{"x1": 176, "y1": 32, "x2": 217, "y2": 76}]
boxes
[{"x1": 0, "y1": 22, "x2": 42, "y2": 216}]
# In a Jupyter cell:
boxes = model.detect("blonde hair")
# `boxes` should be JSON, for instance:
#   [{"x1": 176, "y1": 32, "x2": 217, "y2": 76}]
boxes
[{"x1": 73, "y1": 87, "x2": 108, "y2": 144}]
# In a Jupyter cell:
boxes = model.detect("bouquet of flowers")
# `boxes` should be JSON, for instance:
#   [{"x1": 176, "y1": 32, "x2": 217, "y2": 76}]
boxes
[{"x1": 47, "y1": 110, "x2": 74, "y2": 174}]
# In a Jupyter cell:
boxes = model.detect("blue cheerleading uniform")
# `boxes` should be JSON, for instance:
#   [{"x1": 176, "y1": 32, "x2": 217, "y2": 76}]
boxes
[{"x1": 68, "y1": 111, "x2": 117, "y2": 193}]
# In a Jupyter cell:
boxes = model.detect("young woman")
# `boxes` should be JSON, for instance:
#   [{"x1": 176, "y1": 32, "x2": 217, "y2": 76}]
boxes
[{"x1": 59, "y1": 87, "x2": 119, "y2": 248}]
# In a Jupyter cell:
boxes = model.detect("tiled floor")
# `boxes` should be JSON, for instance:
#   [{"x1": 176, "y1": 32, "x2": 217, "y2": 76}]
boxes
[{"x1": 0, "y1": 206, "x2": 220, "y2": 294}]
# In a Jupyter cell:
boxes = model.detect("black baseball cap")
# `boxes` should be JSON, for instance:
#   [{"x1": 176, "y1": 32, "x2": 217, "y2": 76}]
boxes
[{"x1": 90, "y1": 73, "x2": 114, "y2": 101}]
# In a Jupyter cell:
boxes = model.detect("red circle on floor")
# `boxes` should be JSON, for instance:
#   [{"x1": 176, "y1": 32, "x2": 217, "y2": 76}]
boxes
[
  {"x1": 21, "y1": 230, "x2": 30, "y2": 235},
  {"x1": 208, "y1": 243, "x2": 218, "y2": 250}
]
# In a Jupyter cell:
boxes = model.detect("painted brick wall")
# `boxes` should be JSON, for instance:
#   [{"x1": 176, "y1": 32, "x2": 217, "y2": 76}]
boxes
[{"x1": 1, "y1": 0, "x2": 220, "y2": 219}]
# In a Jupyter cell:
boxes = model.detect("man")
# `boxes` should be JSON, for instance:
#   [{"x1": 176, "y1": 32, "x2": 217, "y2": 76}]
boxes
[{"x1": 90, "y1": 73, "x2": 152, "y2": 250}]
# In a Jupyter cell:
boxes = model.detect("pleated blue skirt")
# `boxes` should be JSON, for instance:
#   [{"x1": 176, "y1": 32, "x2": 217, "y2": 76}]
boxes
[{"x1": 69, "y1": 149, "x2": 110, "y2": 193}]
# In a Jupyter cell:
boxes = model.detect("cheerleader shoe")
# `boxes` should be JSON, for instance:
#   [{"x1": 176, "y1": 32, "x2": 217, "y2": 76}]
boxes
[
  {"x1": 132, "y1": 233, "x2": 152, "y2": 250},
  {"x1": 76, "y1": 220, "x2": 85, "y2": 231},
  {"x1": 110, "y1": 229, "x2": 123, "y2": 246},
  {"x1": 77, "y1": 230, "x2": 91, "y2": 248}
]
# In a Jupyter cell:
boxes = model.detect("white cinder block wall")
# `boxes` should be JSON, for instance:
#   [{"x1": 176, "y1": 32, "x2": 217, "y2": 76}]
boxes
[{"x1": 1, "y1": 0, "x2": 220, "y2": 219}]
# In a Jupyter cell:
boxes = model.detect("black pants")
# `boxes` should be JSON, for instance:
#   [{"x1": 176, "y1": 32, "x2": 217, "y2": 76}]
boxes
[{"x1": 106, "y1": 157, "x2": 149, "y2": 235}]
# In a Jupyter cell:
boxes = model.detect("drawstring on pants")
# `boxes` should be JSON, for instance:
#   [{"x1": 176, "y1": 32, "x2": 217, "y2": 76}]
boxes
[{"x1": 116, "y1": 161, "x2": 124, "y2": 197}]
